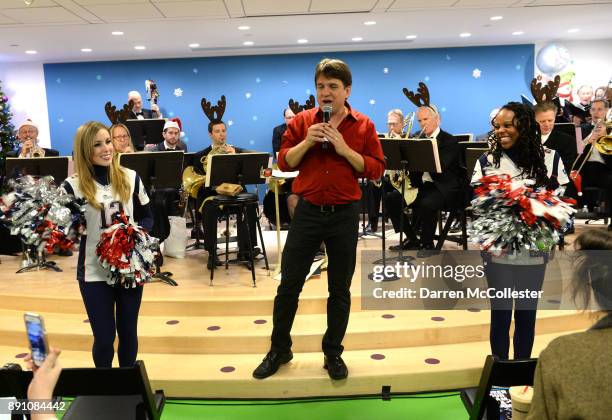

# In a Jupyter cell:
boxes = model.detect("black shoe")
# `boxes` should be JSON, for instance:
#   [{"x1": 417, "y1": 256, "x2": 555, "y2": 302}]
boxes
[
  {"x1": 57, "y1": 248, "x2": 73, "y2": 257},
  {"x1": 207, "y1": 254, "x2": 222, "y2": 269},
  {"x1": 389, "y1": 239, "x2": 420, "y2": 251},
  {"x1": 608, "y1": 224, "x2": 612, "y2": 231},
  {"x1": 324, "y1": 355, "x2": 348, "y2": 380},
  {"x1": 237, "y1": 247, "x2": 261, "y2": 261},
  {"x1": 191, "y1": 227, "x2": 205, "y2": 239},
  {"x1": 253, "y1": 351, "x2": 293, "y2": 379},
  {"x1": 417, "y1": 244, "x2": 439, "y2": 258}
]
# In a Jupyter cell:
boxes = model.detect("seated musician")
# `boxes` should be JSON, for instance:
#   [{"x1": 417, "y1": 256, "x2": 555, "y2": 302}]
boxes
[
  {"x1": 8, "y1": 119, "x2": 59, "y2": 158},
  {"x1": 575, "y1": 98, "x2": 612, "y2": 230},
  {"x1": 535, "y1": 102, "x2": 577, "y2": 174},
  {"x1": 150, "y1": 120, "x2": 188, "y2": 152},
  {"x1": 193, "y1": 119, "x2": 259, "y2": 269},
  {"x1": 385, "y1": 99, "x2": 465, "y2": 253},
  {"x1": 127, "y1": 90, "x2": 161, "y2": 119},
  {"x1": 110, "y1": 123, "x2": 135, "y2": 153},
  {"x1": 272, "y1": 108, "x2": 295, "y2": 155}
]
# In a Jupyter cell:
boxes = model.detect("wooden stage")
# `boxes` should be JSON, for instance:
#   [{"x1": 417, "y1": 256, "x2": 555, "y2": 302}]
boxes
[{"x1": 0, "y1": 221, "x2": 604, "y2": 399}]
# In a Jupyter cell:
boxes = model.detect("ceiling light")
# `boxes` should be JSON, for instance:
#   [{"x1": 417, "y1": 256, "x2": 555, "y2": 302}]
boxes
[
  {"x1": 512, "y1": 31, "x2": 524, "y2": 36},
  {"x1": 134, "y1": 45, "x2": 146, "y2": 50},
  {"x1": 111, "y1": 31, "x2": 124, "y2": 36},
  {"x1": 352, "y1": 37, "x2": 363, "y2": 41},
  {"x1": 490, "y1": 16, "x2": 503, "y2": 21},
  {"x1": 459, "y1": 32, "x2": 472, "y2": 38},
  {"x1": 189, "y1": 43, "x2": 200, "y2": 48},
  {"x1": 81, "y1": 48, "x2": 92, "y2": 52},
  {"x1": 238, "y1": 25, "x2": 250, "y2": 31},
  {"x1": 364, "y1": 21, "x2": 376, "y2": 26},
  {"x1": 297, "y1": 39, "x2": 308, "y2": 44},
  {"x1": 567, "y1": 28, "x2": 580, "y2": 33},
  {"x1": 243, "y1": 41, "x2": 254, "y2": 46},
  {"x1": 405, "y1": 34, "x2": 417, "y2": 40},
  {"x1": 25, "y1": 50, "x2": 37, "y2": 54}
]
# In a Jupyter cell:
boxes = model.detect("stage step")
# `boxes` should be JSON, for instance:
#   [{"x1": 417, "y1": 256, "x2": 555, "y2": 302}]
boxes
[
  {"x1": 0, "y1": 308, "x2": 592, "y2": 355},
  {"x1": 0, "y1": 329, "x2": 582, "y2": 399}
]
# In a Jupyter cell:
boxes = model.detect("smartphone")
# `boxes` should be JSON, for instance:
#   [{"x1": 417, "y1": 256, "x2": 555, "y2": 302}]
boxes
[{"x1": 24, "y1": 313, "x2": 49, "y2": 367}]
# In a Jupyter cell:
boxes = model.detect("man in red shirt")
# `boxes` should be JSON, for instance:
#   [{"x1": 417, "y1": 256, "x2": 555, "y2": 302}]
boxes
[{"x1": 253, "y1": 58, "x2": 385, "y2": 380}]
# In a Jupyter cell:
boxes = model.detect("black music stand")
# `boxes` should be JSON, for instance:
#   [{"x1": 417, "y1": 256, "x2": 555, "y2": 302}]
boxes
[
  {"x1": 6, "y1": 157, "x2": 70, "y2": 273},
  {"x1": 206, "y1": 153, "x2": 270, "y2": 278},
  {"x1": 120, "y1": 152, "x2": 183, "y2": 286},
  {"x1": 181, "y1": 152, "x2": 205, "y2": 250},
  {"x1": 371, "y1": 139, "x2": 441, "y2": 280},
  {"x1": 359, "y1": 178, "x2": 383, "y2": 239},
  {"x1": 125, "y1": 119, "x2": 165, "y2": 151}
]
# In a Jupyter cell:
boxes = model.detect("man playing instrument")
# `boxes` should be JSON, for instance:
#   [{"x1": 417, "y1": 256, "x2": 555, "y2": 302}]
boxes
[
  {"x1": 192, "y1": 120, "x2": 258, "y2": 269},
  {"x1": 9, "y1": 119, "x2": 59, "y2": 158}
]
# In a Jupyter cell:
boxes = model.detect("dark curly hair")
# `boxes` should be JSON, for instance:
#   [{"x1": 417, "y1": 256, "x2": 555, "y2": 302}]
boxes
[
  {"x1": 572, "y1": 230, "x2": 612, "y2": 313},
  {"x1": 489, "y1": 102, "x2": 553, "y2": 188}
]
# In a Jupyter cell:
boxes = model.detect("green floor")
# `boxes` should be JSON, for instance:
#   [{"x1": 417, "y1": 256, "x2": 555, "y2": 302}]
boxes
[{"x1": 159, "y1": 392, "x2": 466, "y2": 420}]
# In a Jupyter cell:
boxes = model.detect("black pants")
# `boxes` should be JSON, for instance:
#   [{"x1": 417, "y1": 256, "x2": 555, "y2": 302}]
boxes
[
  {"x1": 582, "y1": 161, "x2": 612, "y2": 218},
  {"x1": 79, "y1": 281, "x2": 143, "y2": 367},
  {"x1": 386, "y1": 182, "x2": 447, "y2": 246},
  {"x1": 271, "y1": 198, "x2": 360, "y2": 357},
  {"x1": 484, "y1": 262, "x2": 546, "y2": 360},
  {"x1": 202, "y1": 200, "x2": 257, "y2": 254},
  {"x1": 366, "y1": 180, "x2": 383, "y2": 230}
]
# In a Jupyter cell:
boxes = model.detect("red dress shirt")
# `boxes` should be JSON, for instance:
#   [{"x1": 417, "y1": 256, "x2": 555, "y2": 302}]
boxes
[{"x1": 278, "y1": 103, "x2": 385, "y2": 205}]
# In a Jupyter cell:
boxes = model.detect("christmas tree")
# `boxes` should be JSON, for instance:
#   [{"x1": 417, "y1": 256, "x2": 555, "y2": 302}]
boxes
[{"x1": 0, "y1": 80, "x2": 16, "y2": 191}]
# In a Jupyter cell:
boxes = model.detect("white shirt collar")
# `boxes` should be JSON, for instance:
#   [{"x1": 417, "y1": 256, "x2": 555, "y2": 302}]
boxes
[
  {"x1": 430, "y1": 126, "x2": 441, "y2": 139},
  {"x1": 164, "y1": 140, "x2": 176, "y2": 150},
  {"x1": 541, "y1": 131, "x2": 551, "y2": 144}
]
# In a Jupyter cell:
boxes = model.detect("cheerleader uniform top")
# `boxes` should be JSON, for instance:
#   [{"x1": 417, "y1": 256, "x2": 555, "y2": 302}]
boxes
[
  {"x1": 471, "y1": 145, "x2": 570, "y2": 265},
  {"x1": 63, "y1": 165, "x2": 153, "y2": 282}
]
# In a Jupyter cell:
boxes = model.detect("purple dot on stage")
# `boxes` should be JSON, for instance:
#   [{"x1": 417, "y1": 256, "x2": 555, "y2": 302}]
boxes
[
  {"x1": 83, "y1": 319, "x2": 90, "y2": 323},
  {"x1": 425, "y1": 358, "x2": 440, "y2": 365},
  {"x1": 381, "y1": 314, "x2": 395, "y2": 319},
  {"x1": 253, "y1": 319, "x2": 267, "y2": 324},
  {"x1": 166, "y1": 320, "x2": 179, "y2": 325},
  {"x1": 547, "y1": 299, "x2": 561, "y2": 304},
  {"x1": 430, "y1": 316, "x2": 445, "y2": 322},
  {"x1": 371, "y1": 354, "x2": 386, "y2": 360},
  {"x1": 467, "y1": 308, "x2": 481, "y2": 312},
  {"x1": 15, "y1": 353, "x2": 28, "y2": 359},
  {"x1": 207, "y1": 326, "x2": 221, "y2": 331},
  {"x1": 220, "y1": 366, "x2": 235, "y2": 373}
]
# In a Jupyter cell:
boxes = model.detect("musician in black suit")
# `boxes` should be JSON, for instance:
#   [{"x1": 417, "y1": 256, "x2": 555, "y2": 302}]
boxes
[
  {"x1": 386, "y1": 105, "x2": 465, "y2": 253},
  {"x1": 150, "y1": 120, "x2": 188, "y2": 152},
  {"x1": 272, "y1": 108, "x2": 295, "y2": 155},
  {"x1": 192, "y1": 120, "x2": 258, "y2": 268},
  {"x1": 127, "y1": 91, "x2": 161, "y2": 120},
  {"x1": 574, "y1": 99, "x2": 612, "y2": 230},
  {"x1": 7, "y1": 119, "x2": 59, "y2": 158},
  {"x1": 535, "y1": 102, "x2": 577, "y2": 173}
]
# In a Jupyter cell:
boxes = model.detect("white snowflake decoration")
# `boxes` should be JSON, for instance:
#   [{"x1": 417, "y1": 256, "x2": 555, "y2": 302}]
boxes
[
  {"x1": 58, "y1": 118, "x2": 64, "y2": 123},
  {"x1": 369, "y1": 99, "x2": 376, "y2": 105},
  {"x1": 383, "y1": 68, "x2": 389, "y2": 74},
  {"x1": 255, "y1": 77, "x2": 261, "y2": 83},
  {"x1": 173, "y1": 88, "x2": 183, "y2": 97},
  {"x1": 245, "y1": 92, "x2": 252, "y2": 99},
  {"x1": 228, "y1": 120, "x2": 234, "y2": 126},
  {"x1": 252, "y1": 116, "x2": 258, "y2": 121},
  {"x1": 424, "y1": 76, "x2": 430, "y2": 82},
  {"x1": 192, "y1": 68, "x2": 199, "y2": 74},
  {"x1": 472, "y1": 68, "x2": 482, "y2": 79},
  {"x1": 305, "y1": 89, "x2": 311, "y2": 95}
]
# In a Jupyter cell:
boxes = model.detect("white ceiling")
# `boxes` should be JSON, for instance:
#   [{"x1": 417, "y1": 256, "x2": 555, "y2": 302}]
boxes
[{"x1": 1, "y1": 0, "x2": 611, "y2": 63}]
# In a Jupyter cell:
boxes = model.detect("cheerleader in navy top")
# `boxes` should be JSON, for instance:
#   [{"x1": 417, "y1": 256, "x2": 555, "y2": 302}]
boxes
[
  {"x1": 471, "y1": 103, "x2": 569, "y2": 360},
  {"x1": 63, "y1": 121, "x2": 153, "y2": 368}
]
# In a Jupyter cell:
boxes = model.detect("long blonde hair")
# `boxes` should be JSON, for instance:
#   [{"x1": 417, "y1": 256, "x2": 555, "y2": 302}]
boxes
[{"x1": 73, "y1": 121, "x2": 130, "y2": 209}]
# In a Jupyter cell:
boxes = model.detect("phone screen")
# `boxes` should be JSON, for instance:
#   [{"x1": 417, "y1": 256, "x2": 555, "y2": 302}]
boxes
[{"x1": 25, "y1": 314, "x2": 47, "y2": 366}]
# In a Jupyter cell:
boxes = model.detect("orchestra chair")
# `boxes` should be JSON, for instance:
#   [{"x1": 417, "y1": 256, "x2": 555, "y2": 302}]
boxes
[
  {"x1": 0, "y1": 360, "x2": 165, "y2": 420},
  {"x1": 209, "y1": 192, "x2": 269, "y2": 287},
  {"x1": 460, "y1": 355, "x2": 537, "y2": 420}
]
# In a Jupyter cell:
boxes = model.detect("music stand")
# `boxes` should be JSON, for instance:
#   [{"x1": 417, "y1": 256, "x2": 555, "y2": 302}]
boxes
[
  {"x1": 554, "y1": 122, "x2": 577, "y2": 140},
  {"x1": 125, "y1": 119, "x2": 165, "y2": 151},
  {"x1": 205, "y1": 152, "x2": 270, "y2": 188},
  {"x1": 6, "y1": 157, "x2": 70, "y2": 273},
  {"x1": 372, "y1": 139, "x2": 442, "y2": 280},
  {"x1": 120, "y1": 152, "x2": 184, "y2": 286},
  {"x1": 466, "y1": 148, "x2": 489, "y2": 180}
]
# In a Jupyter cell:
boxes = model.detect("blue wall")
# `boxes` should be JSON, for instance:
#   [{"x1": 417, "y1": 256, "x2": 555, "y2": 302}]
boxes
[{"x1": 44, "y1": 45, "x2": 534, "y2": 156}]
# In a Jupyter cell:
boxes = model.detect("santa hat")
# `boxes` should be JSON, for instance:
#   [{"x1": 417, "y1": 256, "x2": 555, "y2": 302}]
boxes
[
  {"x1": 163, "y1": 120, "x2": 180, "y2": 131},
  {"x1": 17, "y1": 119, "x2": 38, "y2": 131}
]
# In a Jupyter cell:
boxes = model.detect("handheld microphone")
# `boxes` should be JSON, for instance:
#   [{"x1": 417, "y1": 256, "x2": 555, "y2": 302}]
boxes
[{"x1": 322, "y1": 105, "x2": 332, "y2": 149}]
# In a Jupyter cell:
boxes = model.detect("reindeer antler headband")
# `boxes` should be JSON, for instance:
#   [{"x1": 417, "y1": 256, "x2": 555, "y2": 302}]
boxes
[
  {"x1": 288, "y1": 95, "x2": 316, "y2": 115},
  {"x1": 201, "y1": 95, "x2": 226, "y2": 122},
  {"x1": 402, "y1": 82, "x2": 439, "y2": 115},
  {"x1": 530, "y1": 75, "x2": 561, "y2": 104},
  {"x1": 104, "y1": 100, "x2": 133, "y2": 125}
]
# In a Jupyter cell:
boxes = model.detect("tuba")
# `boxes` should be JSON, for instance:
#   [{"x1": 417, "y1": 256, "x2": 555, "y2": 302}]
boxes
[{"x1": 388, "y1": 112, "x2": 418, "y2": 206}]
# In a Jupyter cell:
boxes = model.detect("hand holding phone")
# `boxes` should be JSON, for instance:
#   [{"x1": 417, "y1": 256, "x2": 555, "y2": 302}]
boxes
[{"x1": 24, "y1": 313, "x2": 49, "y2": 367}]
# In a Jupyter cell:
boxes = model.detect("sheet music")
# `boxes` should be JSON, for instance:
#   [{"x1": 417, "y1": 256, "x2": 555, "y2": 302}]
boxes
[{"x1": 272, "y1": 169, "x2": 299, "y2": 178}]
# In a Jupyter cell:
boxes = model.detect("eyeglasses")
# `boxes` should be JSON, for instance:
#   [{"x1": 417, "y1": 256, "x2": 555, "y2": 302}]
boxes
[{"x1": 387, "y1": 122, "x2": 400, "y2": 126}]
